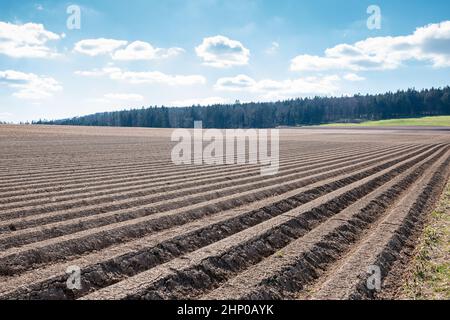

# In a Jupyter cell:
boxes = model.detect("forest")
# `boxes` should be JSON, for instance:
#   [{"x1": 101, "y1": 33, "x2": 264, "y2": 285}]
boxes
[{"x1": 35, "y1": 87, "x2": 450, "y2": 128}]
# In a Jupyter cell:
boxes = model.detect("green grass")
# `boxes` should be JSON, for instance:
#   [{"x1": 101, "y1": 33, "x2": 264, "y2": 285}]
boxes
[
  {"x1": 402, "y1": 181, "x2": 450, "y2": 300},
  {"x1": 321, "y1": 116, "x2": 450, "y2": 127}
]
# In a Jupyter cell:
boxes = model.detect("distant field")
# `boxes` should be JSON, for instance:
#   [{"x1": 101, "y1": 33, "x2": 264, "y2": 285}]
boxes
[{"x1": 321, "y1": 116, "x2": 450, "y2": 127}]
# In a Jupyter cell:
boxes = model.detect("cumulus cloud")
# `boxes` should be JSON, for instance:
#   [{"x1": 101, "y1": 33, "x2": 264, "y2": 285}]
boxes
[
  {"x1": 215, "y1": 74, "x2": 341, "y2": 99},
  {"x1": 170, "y1": 96, "x2": 230, "y2": 106},
  {"x1": 73, "y1": 38, "x2": 128, "y2": 56},
  {"x1": 75, "y1": 66, "x2": 206, "y2": 86},
  {"x1": 215, "y1": 74, "x2": 256, "y2": 90},
  {"x1": 112, "y1": 41, "x2": 184, "y2": 60},
  {"x1": 74, "y1": 39, "x2": 185, "y2": 60},
  {"x1": 0, "y1": 70, "x2": 62, "y2": 99},
  {"x1": 291, "y1": 21, "x2": 450, "y2": 72},
  {"x1": 195, "y1": 35, "x2": 250, "y2": 68},
  {"x1": 0, "y1": 21, "x2": 61, "y2": 58}
]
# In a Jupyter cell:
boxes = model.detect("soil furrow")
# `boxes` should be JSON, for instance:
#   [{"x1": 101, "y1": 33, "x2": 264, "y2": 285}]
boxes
[
  {"x1": 0, "y1": 144, "x2": 409, "y2": 220},
  {"x1": 0, "y1": 145, "x2": 439, "y2": 276},
  {"x1": 0, "y1": 148, "x2": 433, "y2": 299},
  {"x1": 0, "y1": 144, "x2": 344, "y2": 182},
  {"x1": 79, "y1": 145, "x2": 446, "y2": 300},
  {"x1": 0, "y1": 145, "x2": 366, "y2": 199},
  {"x1": 0, "y1": 145, "x2": 392, "y2": 211},
  {"x1": 308, "y1": 153, "x2": 450, "y2": 300},
  {"x1": 203, "y1": 149, "x2": 449, "y2": 300},
  {"x1": 0, "y1": 145, "x2": 431, "y2": 247}
]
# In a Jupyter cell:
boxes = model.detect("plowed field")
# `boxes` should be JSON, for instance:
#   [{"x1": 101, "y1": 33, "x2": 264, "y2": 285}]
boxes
[{"x1": 0, "y1": 125, "x2": 448, "y2": 300}]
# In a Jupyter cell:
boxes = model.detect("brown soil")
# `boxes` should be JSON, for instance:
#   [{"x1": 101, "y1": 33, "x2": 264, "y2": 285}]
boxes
[{"x1": 0, "y1": 124, "x2": 448, "y2": 300}]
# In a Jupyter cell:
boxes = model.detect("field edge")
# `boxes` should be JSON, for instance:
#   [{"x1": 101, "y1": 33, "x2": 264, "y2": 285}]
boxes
[
  {"x1": 319, "y1": 116, "x2": 450, "y2": 128},
  {"x1": 400, "y1": 179, "x2": 450, "y2": 300}
]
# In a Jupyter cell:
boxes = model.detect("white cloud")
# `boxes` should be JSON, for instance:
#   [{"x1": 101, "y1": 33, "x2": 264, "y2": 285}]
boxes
[
  {"x1": 103, "y1": 93, "x2": 144, "y2": 101},
  {"x1": 74, "y1": 39, "x2": 184, "y2": 60},
  {"x1": 265, "y1": 41, "x2": 279, "y2": 55},
  {"x1": 215, "y1": 74, "x2": 256, "y2": 91},
  {"x1": 0, "y1": 21, "x2": 60, "y2": 58},
  {"x1": 291, "y1": 21, "x2": 450, "y2": 72},
  {"x1": 75, "y1": 67, "x2": 206, "y2": 86},
  {"x1": 112, "y1": 41, "x2": 184, "y2": 60},
  {"x1": 195, "y1": 35, "x2": 250, "y2": 68},
  {"x1": 170, "y1": 96, "x2": 230, "y2": 106},
  {"x1": 343, "y1": 73, "x2": 365, "y2": 81},
  {"x1": 74, "y1": 38, "x2": 128, "y2": 56},
  {"x1": 0, "y1": 70, "x2": 62, "y2": 99},
  {"x1": 215, "y1": 74, "x2": 341, "y2": 99}
]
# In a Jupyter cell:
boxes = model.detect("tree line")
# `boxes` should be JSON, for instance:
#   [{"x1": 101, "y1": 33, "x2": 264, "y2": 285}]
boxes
[{"x1": 35, "y1": 87, "x2": 450, "y2": 128}]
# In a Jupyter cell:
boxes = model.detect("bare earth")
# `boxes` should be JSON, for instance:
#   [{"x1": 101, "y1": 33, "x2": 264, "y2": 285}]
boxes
[{"x1": 0, "y1": 124, "x2": 448, "y2": 300}]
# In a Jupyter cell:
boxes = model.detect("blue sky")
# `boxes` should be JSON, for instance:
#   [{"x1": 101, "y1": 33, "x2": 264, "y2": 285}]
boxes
[{"x1": 0, "y1": 0, "x2": 449, "y2": 122}]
